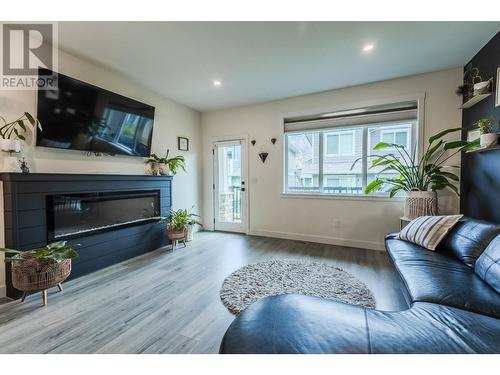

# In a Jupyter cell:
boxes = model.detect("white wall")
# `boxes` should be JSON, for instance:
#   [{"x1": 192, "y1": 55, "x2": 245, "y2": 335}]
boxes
[
  {"x1": 202, "y1": 68, "x2": 463, "y2": 251},
  {"x1": 0, "y1": 49, "x2": 202, "y2": 297}
]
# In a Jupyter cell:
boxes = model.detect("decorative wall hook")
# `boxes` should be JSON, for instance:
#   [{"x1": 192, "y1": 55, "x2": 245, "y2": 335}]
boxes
[
  {"x1": 251, "y1": 140, "x2": 256, "y2": 146},
  {"x1": 259, "y1": 152, "x2": 268, "y2": 163},
  {"x1": 271, "y1": 138, "x2": 277, "y2": 144}
]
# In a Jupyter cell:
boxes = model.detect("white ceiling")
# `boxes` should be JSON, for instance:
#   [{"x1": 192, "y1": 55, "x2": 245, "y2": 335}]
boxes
[{"x1": 58, "y1": 22, "x2": 500, "y2": 112}]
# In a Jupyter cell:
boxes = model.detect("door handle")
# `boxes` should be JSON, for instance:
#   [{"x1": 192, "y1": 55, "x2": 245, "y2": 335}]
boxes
[{"x1": 241, "y1": 188, "x2": 245, "y2": 192}]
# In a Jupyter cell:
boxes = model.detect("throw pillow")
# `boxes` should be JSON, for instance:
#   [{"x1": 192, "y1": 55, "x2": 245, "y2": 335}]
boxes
[{"x1": 398, "y1": 215, "x2": 463, "y2": 251}]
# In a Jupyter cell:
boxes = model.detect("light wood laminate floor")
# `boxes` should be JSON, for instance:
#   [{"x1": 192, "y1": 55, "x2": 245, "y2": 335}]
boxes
[{"x1": 0, "y1": 231, "x2": 407, "y2": 353}]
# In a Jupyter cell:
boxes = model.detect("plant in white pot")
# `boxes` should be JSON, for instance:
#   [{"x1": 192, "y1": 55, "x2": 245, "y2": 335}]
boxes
[
  {"x1": 185, "y1": 207, "x2": 202, "y2": 242},
  {"x1": 352, "y1": 128, "x2": 478, "y2": 219},
  {"x1": 0, "y1": 112, "x2": 42, "y2": 152},
  {"x1": 476, "y1": 118, "x2": 499, "y2": 148}
]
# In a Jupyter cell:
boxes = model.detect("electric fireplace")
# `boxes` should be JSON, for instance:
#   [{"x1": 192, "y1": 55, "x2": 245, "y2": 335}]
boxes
[{"x1": 47, "y1": 190, "x2": 161, "y2": 240}]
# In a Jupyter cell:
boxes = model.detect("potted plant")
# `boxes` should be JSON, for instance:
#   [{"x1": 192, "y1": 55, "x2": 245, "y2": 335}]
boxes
[
  {"x1": 0, "y1": 112, "x2": 42, "y2": 152},
  {"x1": 145, "y1": 149, "x2": 186, "y2": 176},
  {"x1": 0, "y1": 241, "x2": 79, "y2": 305},
  {"x1": 185, "y1": 207, "x2": 202, "y2": 242},
  {"x1": 476, "y1": 118, "x2": 499, "y2": 148},
  {"x1": 161, "y1": 208, "x2": 190, "y2": 249},
  {"x1": 352, "y1": 128, "x2": 478, "y2": 219},
  {"x1": 145, "y1": 154, "x2": 161, "y2": 175}
]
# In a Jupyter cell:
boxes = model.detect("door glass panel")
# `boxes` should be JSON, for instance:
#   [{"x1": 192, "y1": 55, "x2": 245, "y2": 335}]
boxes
[{"x1": 217, "y1": 144, "x2": 242, "y2": 223}]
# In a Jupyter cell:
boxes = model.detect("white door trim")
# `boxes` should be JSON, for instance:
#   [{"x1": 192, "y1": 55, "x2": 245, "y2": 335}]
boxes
[{"x1": 212, "y1": 135, "x2": 249, "y2": 234}]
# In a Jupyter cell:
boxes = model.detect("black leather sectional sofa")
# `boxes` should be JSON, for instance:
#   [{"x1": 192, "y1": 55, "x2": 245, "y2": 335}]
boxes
[{"x1": 220, "y1": 217, "x2": 500, "y2": 354}]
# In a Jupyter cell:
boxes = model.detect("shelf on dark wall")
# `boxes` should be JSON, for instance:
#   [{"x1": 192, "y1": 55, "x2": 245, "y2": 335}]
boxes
[{"x1": 460, "y1": 31, "x2": 500, "y2": 224}]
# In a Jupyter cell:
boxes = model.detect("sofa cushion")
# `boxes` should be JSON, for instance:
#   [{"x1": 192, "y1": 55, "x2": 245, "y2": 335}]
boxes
[
  {"x1": 438, "y1": 218, "x2": 500, "y2": 268},
  {"x1": 475, "y1": 235, "x2": 500, "y2": 294},
  {"x1": 366, "y1": 302, "x2": 500, "y2": 354},
  {"x1": 386, "y1": 237, "x2": 500, "y2": 318},
  {"x1": 398, "y1": 215, "x2": 462, "y2": 251},
  {"x1": 220, "y1": 294, "x2": 370, "y2": 354},
  {"x1": 220, "y1": 295, "x2": 500, "y2": 354}
]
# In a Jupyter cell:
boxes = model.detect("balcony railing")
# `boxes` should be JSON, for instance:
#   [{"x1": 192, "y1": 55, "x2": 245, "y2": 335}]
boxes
[
  {"x1": 218, "y1": 186, "x2": 241, "y2": 222},
  {"x1": 287, "y1": 186, "x2": 363, "y2": 194}
]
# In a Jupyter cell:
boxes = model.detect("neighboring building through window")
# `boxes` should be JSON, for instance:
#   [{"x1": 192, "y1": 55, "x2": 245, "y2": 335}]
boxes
[
  {"x1": 325, "y1": 131, "x2": 355, "y2": 156},
  {"x1": 283, "y1": 101, "x2": 418, "y2": 195}
]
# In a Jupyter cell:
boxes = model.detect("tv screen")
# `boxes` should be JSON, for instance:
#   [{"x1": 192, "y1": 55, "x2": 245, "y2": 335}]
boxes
[{"x1": 36, "y1": 68, "x2": 155, "y2": 157}]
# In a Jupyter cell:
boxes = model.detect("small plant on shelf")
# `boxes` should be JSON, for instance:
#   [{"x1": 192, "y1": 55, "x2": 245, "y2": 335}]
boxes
[
  {"x1": 145, "y1": 149, "x2": 186, "y2": 176},
  {"x1": 475, "y1": 117, "x2": 499, "y2": 148},
  {"x1": 0, "y1": 112, "x2": 42, "y2": 152}
]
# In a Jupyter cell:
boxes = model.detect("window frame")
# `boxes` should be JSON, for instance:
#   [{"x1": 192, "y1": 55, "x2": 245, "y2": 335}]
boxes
[
  {"x1": 324, "y1": 130, "x2": 355, "y2": 157},
  {"x1": 283, "y1": 120, "x2": 417, "y2": 197}
]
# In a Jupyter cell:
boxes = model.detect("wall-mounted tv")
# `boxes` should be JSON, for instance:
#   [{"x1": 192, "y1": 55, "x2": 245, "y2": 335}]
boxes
[{"x1": 36, "y1": 68, "x2": 155, "y2": 157}]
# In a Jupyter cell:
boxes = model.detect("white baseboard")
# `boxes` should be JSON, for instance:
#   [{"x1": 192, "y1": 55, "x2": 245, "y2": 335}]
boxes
[
  {"x1": 249, "y1": 229, "x2": 385, "y2": 251},
  {"x1": 0, "y1": 285, "x2": 6, "y2": 298}
]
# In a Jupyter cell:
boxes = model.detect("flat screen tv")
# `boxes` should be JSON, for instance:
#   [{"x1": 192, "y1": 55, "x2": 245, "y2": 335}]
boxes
[{"x1": 36, "y1": 68, "x2": 155, "y2": 157}]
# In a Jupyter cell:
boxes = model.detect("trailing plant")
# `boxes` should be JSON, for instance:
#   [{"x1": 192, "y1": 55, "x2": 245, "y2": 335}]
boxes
[
  {"x1": 475, "y1": 117, "x2": 498, "y2": 134},
  {"x1": 0, "y1": 112, "x2": 42, "y2": 140},
  {"x1": 351, "y1": 128, "x2": 479, "y2": 197},
  {"x1": 145, "y1": 149, "x2": 186, "y2": 175},
  {"x1": 0, "y1": 241, "x2": 79, "y2": 263},
  {"x1": 160, "y1": 208, "x2": 200, "y2": 231}
]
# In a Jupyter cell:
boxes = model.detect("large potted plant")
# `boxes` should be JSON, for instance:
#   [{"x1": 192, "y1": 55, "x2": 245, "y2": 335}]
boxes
[
  {"x1": 352, "y1": 128, "x2": 478, "y2": 219},
  {"x1": 0, "y1": 241, "x2": 79, "y2": 305},
  {"x1": 145, "y1": 149, "x2": 186, "y2": 176},
  {"x1": 476, "y1": 118, "x2": 499, "y2": 148},
  {"x1": 0, "y1": 112, "x2": 42, "y2": 152}
]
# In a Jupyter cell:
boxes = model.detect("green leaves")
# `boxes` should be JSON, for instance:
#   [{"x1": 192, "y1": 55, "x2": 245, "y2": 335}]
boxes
[
  {"x1": 423, "y1": 140, "x2": 443, "y2": 161},
  {"x1": 444, "y1": 140, "x2": 469, "y2": 150},
  {"x1": 364, "y1": 127, "x2": 475, "y2": 197},
  {"x1": 428, "y1": 128, "x2": 462, "y2": 144},
  {"x1": 0, "y1": 112, "x2": 41, "y2": 141},
  {"x1": 24, "y1": 112, "x2": 36, "y2": 125},
  {"x1": 0, "y1": 242, "x2": 78, "y2": 263},
  {"x1": 0, "y1": 248, "x2": 22, "y2": 254},
  {"x1": 364, "y1": 179, "x2": 384, "y2": 194},
  {"x1": 373, "y1": 142, "x2": 394, "y2": 150}
]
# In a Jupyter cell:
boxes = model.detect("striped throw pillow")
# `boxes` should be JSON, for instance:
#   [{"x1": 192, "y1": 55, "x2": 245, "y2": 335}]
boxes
[{"x1": 398, "y1": 215, "x2": 463, "y2": 251}]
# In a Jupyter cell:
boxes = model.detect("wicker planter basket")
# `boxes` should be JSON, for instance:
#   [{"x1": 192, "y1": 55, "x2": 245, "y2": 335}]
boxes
[
  {"x1": 167, "y1": 225, "x2": 187, "y2": 250},
  {"x1": 404, "y1": 191, "x2": 438, "y2": 220},
  {"x1": 11, "y1": 256, "x2": 71, "y2": 305}
]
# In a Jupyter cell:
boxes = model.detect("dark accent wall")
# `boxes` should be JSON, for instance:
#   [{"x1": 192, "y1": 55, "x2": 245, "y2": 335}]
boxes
[
  {"x1": 1, "y1": 173, "x2": 172, "y2": 299},
  {"x1": 461, "y1": 31, "x2": 500, "y2": 223}
]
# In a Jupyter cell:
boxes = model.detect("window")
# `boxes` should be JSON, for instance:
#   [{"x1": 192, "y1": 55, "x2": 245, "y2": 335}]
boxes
[
  {"x1": 325, "y1": 131, "x2": 354, "y2": 156},
  {"x1": 283, "y1": 101, "x2": 418, "y2": 196},
  {"x1": 286, "y1": 132, "x2": 320, "y2": 193},
  {"x1": 380, "y1": 128, "x2": 410, "y2": 149}
]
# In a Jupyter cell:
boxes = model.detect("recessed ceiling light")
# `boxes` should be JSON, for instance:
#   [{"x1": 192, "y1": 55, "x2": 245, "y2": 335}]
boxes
[
  {"x1": 213, "y1": 80, "x2": 222, "y2": 87},
  {"x1": 363, "y1": 44, "x2": 375, "y2": 52}
]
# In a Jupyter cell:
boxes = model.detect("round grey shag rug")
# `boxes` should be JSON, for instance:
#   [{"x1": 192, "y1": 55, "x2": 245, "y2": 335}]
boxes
[{"x1": 220, "y1": 259, "x2": 376, "y2": 314}]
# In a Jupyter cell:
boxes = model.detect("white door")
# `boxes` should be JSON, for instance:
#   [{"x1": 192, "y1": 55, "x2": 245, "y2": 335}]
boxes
[{"x1": 213, "y1": 140, "x2": 247, "y2": 233}]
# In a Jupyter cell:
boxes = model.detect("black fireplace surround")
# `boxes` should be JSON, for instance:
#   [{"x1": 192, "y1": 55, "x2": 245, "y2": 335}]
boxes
[{"x1": 1, "y1": 173, "x2": 172, "y2": 299}]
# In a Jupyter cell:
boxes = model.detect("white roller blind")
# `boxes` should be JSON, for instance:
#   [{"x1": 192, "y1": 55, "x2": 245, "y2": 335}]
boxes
[{"x1": 284, "y1": 101, "x2": 418, "y2": 133}]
